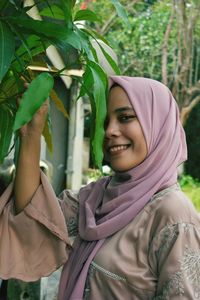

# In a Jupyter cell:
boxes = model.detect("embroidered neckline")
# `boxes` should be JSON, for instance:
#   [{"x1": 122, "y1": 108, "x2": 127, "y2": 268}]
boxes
[{"x1": 151, "y1": 183, "x2": 180, "y2": 202}]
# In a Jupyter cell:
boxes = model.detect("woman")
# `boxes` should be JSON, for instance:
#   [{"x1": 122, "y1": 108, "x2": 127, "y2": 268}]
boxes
[{"x1": 0, "y1": 76, "x2": 200, "y2": 299}]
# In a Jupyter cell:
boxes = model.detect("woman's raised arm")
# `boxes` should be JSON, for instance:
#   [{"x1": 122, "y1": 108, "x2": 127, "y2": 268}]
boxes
[{"x1": 14, "y1": 100, "x2": 48, "y2": 213}]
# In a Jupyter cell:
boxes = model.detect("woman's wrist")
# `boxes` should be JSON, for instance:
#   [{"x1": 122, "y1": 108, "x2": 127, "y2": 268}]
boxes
[
  {"x1": 18, "y1": 133, "x2": 41, "y2": 164},
  {"x1": 19, "y1": 130, "x2": 42, "y2": 142}
]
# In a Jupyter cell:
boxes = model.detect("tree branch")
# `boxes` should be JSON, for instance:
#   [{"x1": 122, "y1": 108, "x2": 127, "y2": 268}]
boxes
[{"x1": 180, "y1": 95, "x2": 200, "y2": 126}]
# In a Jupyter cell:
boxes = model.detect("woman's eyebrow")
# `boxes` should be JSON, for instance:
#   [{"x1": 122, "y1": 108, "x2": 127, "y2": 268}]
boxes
[{"x1": 115, "y1": 106, "x2": 135, "y2": 113}]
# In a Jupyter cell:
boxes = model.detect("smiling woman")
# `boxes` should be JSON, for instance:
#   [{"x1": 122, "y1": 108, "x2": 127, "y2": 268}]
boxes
[{"x1": 0, "y1": 76, "x2": 200, "y2": 300}]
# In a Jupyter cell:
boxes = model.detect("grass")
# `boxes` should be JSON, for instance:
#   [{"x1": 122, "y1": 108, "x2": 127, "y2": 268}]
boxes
[{"x1": 179, "y1": 175, "x2": 200, "y2": 211}]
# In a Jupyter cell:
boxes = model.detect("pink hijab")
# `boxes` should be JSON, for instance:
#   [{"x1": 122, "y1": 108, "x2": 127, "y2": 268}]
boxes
[{"x1": 58, "y1": 76, "x2": 187, "y2": 299}]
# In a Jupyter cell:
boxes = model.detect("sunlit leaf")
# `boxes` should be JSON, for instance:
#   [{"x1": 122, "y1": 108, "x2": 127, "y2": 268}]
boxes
[
  {"x1": 98, "y1": 42, "x2": 120, "y2": 75},
  {"x1": 42, "y1": 115, "x2": 53, "y2": 153},
  {"x1": 0, "y1": 71, "x2": 20, "y2": 103},
  {"x1": 0, "y1": 21, "x2": 15, "y2": 82},
  {"x1": 50, "y1": 89, "x2": 69, "y2": 118},
  {"x1": 81, "y1": 28, "x2": 109, "y2": 46},
  {"x1": 15, "y1": 35, "x2": 45, "y2": 57},
  {"x1": 12, "y1": 35, "x2": 47, "y2": 73},
  {"x1": 13, "y1": 72, "x2": 54, "y2": 131}
]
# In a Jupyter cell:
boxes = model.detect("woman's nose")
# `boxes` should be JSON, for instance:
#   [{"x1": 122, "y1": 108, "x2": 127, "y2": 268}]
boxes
[{"x1": 104, "y1": 120, "x2": 121, "y2": 138}]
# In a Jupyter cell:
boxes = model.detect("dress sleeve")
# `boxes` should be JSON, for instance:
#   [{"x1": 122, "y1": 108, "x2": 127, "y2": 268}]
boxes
[
  {"x1": 0, "y1": 172, "x2": 72, "y2": 282},
  {"x1": 149, "y1": 222, "x2": 200, "y2": 299}
]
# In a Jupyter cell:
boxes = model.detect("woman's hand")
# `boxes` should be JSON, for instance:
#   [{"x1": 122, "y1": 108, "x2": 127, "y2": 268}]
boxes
[{"x1": 18, "y1": 83, "x2": 49, "y2": 140}]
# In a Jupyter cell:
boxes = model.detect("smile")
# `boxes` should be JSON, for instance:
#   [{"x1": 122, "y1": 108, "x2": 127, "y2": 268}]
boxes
[{"x1": 108, "y1": 144, "x2": 130, "y2": 154}]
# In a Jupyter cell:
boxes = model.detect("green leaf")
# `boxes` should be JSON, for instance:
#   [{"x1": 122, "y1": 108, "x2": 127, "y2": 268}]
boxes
[
  {"x1": 74, "y1": 9, "x2": 101, "y2": 22},
  {"x1": 89, "y1": 42, "x2": 99, "y2": 62},
  {"x1": 0, "y1": 21, "x2": 15, "y2": 82},
  {"x1": 12, "y1": 52, "x2": 26, "y2": 74},
  {"x1": 78, "y1": 61, "x2": 108, "y2": 169},
  {"x1": 110, "y1": 0, "x2": 129, "y2": 26},
  {"x1": 59, "y1": 0, "x2": 73, "y2": 25},
  {"x1": 0, "y1": 105, "x2": 15, "y2": 163},
  {"x1": 88, "y1": 61, "x2": 108, "y2": 169},
  {"x1": 13, "y1": 72, "x2": 54, "y2": 131},
  {"x1": 61, "y1": 29, "x2": 83, "y2": 50},
  {"x1": 78, "y1": 66, "x2": 94, "y2": 99},
  {"x1": 13, "y1": 35, "x2": 47, "y2": 72},
  {"x1": 40, "y1": 5, "x2": 65, "y2": 20},
  {"x1": 0, "y1": 0, "x2": 7, "y2": 10},
  {"x1": 81, "y1": 27, "x2": 109, "y2": 46},
  {"x1": 5, "y1": 17, "x2": 68, "y2": 40},
  {"x1": 89, "y1": 60, "x2": 108, "y2": 89},
  {"x1": 4, "y1": 16, "x2": 84, "y2": 52},
  {"x1": 74, "y1": 27, "x2": 90, "y2": 54},
  {"x1": 11, "y1": 25, "x2": 32, "y2": 60},
  {"x1": 71, "y1": 0, "x2": 77, "y2": 7}
]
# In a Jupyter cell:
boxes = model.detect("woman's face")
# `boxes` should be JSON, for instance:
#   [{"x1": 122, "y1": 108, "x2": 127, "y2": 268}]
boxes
[{"x1": 103, "y1": 86, "x2": 148, "y2": 172}]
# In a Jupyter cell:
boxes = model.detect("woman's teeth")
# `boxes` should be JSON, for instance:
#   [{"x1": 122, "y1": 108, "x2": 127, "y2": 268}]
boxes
[{"x1": 109, "y1": 145, "x2": 128, "y2": 153}]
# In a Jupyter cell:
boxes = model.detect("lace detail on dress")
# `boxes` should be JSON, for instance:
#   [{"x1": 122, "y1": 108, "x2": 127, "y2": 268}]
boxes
[
  {"x1": 60, "y1": 189, "x2": 79, "y2": 238},
  {"x1": 67, "y1": 216, "x2": 78, "y2": 237},
  {"x1": 151, "y1": 184, "x2": 180, "y2": 202},
  {"x1": 156, "y1": 224, "x2": 179, "y2": 261},
  {"x1": 155, "y1": 245, "x2": 200, "y2": 299},
  {"x1": 83, "y1": 261, "x2": 126, "y2": 299},
  {"x1": 181, "y1": 246, "x2": 200, "y2": 298},
  {"x1": 89, "y1": 261, "x2": 126, "y2": 281},
  {"x1": 154, "y1": 271, "x2": 184, "y2": 299}
]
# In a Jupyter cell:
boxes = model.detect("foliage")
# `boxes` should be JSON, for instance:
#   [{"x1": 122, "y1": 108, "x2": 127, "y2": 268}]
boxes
[
  {"x1": 184, "y1": 101, "x2": 200, "y2": 180},
  {"x1": 88, "y1": 0, "x2": 171, "y2": 78},
  {"x1": 89, "y1": 0, "x2": 200, "y2": 122},
  {"x1": 179, "y1": 175, "x2": 200, "y2": 211},
  {"x1": 0, "y1": 0, "x2": 124, "y2": 169}
]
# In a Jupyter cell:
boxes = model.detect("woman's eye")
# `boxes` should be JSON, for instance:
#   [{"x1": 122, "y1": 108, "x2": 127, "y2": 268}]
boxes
[{"x1": 119, "y1": 115, "x2": 136, "y2": 122}]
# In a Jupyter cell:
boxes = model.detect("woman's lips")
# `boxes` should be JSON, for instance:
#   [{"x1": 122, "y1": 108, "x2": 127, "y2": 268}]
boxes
[{"x1": 108, "y1": 144, "x2": 130, "y2": 155}]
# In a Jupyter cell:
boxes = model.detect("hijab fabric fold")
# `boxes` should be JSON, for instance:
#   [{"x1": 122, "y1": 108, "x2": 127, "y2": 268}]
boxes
[{"x1": 58, "y1": 76, "x2": 187, "y2": 300}]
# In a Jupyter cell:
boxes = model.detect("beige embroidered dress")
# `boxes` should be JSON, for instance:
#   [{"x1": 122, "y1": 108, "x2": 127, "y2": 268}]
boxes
[{"x1": 0, "y1": 173, "x2": 200, "y2": 299}]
